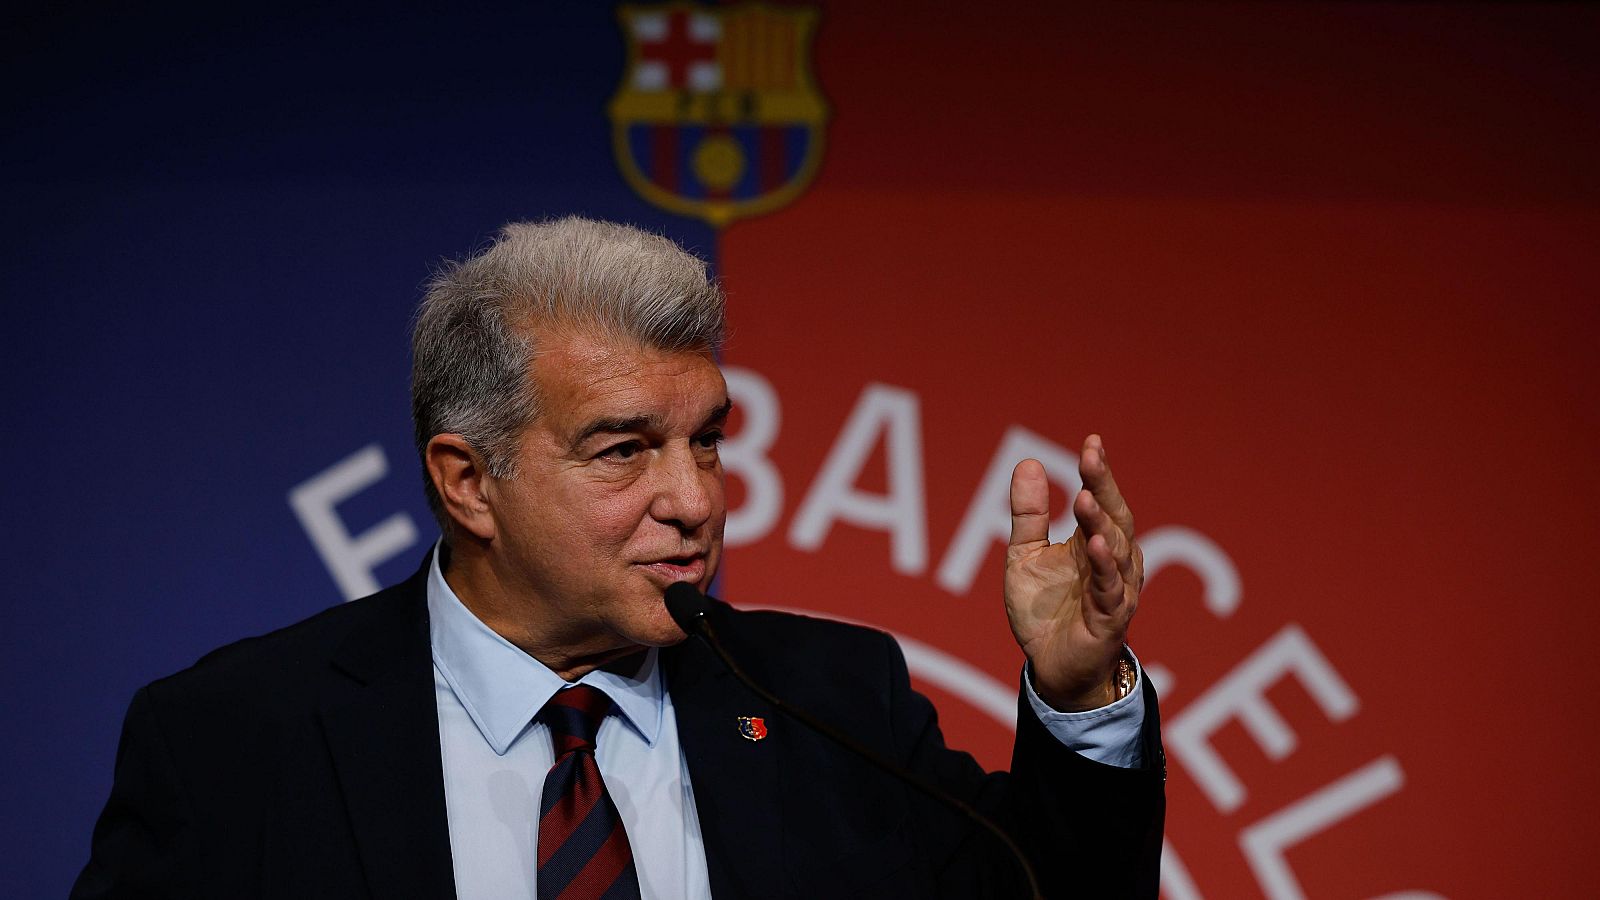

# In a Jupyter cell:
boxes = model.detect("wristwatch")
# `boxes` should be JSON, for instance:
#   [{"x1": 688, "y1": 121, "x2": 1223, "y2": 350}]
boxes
[{"x1": 1111, "y1": 647, "x2": 1137, "y2": 701}]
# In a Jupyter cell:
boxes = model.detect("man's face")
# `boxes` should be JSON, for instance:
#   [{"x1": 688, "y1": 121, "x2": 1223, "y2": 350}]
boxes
[{"x1": 482, "y1": 327, "x2": 729, "y2": 658}]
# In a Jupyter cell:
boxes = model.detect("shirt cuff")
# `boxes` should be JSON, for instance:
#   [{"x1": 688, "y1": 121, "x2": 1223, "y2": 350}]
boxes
[{"x1": 1022, "y1": 647, "x2": 1146, "y2": 769}]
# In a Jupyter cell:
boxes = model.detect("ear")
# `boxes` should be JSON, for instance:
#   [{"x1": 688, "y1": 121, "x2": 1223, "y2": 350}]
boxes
[{"x1": 426, "y1": 434, "x2": 497, "y2": 541}]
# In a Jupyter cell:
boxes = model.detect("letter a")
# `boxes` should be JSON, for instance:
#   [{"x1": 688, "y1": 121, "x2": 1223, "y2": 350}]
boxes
[{"x1": 789, "y1": 383, "x2": 928, "y2": 575}]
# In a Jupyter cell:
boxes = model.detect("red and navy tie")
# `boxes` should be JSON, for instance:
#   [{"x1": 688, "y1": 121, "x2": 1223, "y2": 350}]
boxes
[{"x1": 536, "y1": 685, "x2": 642, "y2": 900}]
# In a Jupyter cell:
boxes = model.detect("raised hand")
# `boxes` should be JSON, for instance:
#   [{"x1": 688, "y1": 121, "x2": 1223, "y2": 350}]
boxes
[{"x1": 1004, "y1": 435, "x2": 1144, "y2": 711}]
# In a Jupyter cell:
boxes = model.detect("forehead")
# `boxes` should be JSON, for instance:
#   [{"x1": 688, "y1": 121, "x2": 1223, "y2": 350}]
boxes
[{"x1": 529, "y1": 328, "x2": 724, "y2": 427}]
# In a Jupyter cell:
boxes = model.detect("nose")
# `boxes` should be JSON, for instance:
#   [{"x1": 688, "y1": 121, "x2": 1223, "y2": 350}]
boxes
[{"x1": 648, "y1": 444, "x2": 720, "y2": 533}]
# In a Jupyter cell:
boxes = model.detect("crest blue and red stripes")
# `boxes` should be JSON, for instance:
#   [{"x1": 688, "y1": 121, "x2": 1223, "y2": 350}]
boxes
[
  {"x1": 537, "y1": 686, "x2": 642, "y2": 900},
  {"x1": 627, "y1": 123, "x2": 812, "y2": 200}
]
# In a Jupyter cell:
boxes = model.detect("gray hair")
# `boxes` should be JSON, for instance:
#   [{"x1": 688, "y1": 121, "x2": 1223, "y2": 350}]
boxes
[{"x1": 411, "y1": 216, "x2": 726, "y2": 532}]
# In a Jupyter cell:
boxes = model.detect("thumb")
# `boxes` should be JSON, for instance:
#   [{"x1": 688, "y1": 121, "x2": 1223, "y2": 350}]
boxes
[{"x1": 1009, "y1": 458, "x2": 1051, "y2": 547}]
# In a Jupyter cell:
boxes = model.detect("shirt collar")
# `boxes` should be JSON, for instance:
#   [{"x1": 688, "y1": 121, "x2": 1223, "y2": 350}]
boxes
[{"x1": 425, "y1": 542, "x2": 665, "y2": 756}]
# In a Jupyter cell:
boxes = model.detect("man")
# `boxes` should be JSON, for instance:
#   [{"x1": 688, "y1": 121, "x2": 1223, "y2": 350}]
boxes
[{"x1": 74, "y1": 218, "x2": 1164, "y2": 898}]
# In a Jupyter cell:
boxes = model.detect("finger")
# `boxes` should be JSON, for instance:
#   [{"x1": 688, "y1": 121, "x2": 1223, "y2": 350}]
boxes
[
  {"x1": 1085, "y1": 533, "x2": 1127, "y2": 615},
  {"x1": 1074, "y1": 488, "x2": 1135, "y2": 579},
  {"x1": 1080, "y1": 434, "x2": 1135, "y2": 538},
  {"x1": 1009, "y1": 458, "x2": 1051, "y2": 547}
]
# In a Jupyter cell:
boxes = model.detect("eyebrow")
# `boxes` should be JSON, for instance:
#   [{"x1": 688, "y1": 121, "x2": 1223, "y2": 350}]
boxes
[
  {"x1": 568, "y1": 397, "x2": 733, "y2": 453},
  {"x1": 703, "y1": 397, "x2": 734, "y2": 428}
]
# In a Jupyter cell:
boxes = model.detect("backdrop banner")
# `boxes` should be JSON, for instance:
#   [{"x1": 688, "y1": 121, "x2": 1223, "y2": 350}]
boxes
[{"x1": 7, "y1": 3, "x2": 1598, "y2": 897}]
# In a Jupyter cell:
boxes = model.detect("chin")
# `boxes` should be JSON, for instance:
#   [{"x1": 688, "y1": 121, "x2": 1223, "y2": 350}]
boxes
[{"x1": 625, "y1": 601, "x2": 692, "y2": 648}]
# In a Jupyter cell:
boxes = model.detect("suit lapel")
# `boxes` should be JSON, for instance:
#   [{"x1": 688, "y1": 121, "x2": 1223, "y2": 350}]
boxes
[
  {"x1": 664, "y1": 625, "x2": 786, "y2": 899},
  {"x1": 318, "y1": 573, "x2": 457, "y2": 900}
]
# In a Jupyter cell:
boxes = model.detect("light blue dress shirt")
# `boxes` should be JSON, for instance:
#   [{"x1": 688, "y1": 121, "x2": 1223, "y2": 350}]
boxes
[{"x1": 425, "y1": 546, "x2": 1145, "y2": 899}]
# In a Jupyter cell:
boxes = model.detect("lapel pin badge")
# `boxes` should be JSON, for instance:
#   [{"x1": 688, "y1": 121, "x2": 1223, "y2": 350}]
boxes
[{"x1": 737, "y1": 716, "x2": 768, "y2": 742}]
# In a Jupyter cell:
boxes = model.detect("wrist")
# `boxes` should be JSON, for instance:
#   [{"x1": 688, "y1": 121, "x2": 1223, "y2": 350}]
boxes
[{"x1": 1036, "y1": 648, "x2": 1137, "y2": 712}]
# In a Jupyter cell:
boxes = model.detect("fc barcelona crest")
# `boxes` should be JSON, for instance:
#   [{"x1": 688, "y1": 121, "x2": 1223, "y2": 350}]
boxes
[
  {"x1": 737, "y1": 716, "x2": 768, "y2": 741},
  {"x1": 609, "y1": 2, "x2": 829, "y2": 228}
]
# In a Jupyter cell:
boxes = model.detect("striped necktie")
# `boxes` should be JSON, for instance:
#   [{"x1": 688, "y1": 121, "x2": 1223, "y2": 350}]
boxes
[{"x1": 536, "y1": 685, "x2": 643, "y2": 900}]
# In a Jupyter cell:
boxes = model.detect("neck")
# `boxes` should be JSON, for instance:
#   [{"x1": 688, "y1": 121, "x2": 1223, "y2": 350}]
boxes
[{"x1": 440, "y1": 539, "x2": 643, "y2": 682}]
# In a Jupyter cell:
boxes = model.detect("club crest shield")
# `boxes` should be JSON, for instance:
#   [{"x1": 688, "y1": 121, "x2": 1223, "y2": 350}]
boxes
[
  {"x1": 610, "y1": 2, "x2": 829, "y2": 228},
  {"x1": 737, "y1": 716, "x2": 768, "y2": 741}
]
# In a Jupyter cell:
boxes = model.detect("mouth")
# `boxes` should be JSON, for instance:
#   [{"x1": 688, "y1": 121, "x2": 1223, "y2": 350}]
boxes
[{"x1": 638, "y1": 553, "x2": 707, "y2": 584}]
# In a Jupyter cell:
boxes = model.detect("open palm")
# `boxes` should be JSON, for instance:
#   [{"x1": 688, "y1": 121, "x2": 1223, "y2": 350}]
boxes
[{"x1": 1004, "y1": 435, "x2": 1144, "y2": 712}]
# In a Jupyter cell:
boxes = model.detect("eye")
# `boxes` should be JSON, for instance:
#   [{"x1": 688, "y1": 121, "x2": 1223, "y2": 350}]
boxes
[
  {"x1": 599, "y1": 440, "x2": 643, "y2": 461},
  {"x1": 694, "y1": 429, "x2": 725, "y2": 450}
]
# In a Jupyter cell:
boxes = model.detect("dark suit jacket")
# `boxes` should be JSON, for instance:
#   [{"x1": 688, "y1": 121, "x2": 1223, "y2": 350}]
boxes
[{"x1": 73, "y1": 564, "x2": 1165, "y2": 899}]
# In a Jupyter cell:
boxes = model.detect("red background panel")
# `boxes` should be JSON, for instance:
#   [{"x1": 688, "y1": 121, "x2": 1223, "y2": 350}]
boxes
[{"x1": 715, "y1": 3, "x2": 1600, "y2": 897}]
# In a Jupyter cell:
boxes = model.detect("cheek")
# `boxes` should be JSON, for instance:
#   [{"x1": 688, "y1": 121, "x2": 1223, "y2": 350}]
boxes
[
  {"x1": 505, "y1": 481, "x2": 634, "y2": 559},
  {"x1": 708, "y1": 464, "x2": 728, "y2": 512},
  {"x1": 705, "y1": 472, "x2": 728, "y2": 548},
  {"x1": 584, "y1": 486, "x2": 659, "y2": 547}
]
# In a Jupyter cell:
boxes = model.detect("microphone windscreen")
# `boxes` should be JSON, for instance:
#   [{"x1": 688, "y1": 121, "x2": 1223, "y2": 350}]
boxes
[{"x1": 663, "y1": 582, "x2": 712, "y2": 633}]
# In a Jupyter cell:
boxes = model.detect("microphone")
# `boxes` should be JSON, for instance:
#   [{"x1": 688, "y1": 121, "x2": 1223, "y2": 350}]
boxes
[
  {"x1": 664, "y1": 580, "x2": 713, "y2": 631},
  {"x1": 663, "y1": 582, "x2": 1043, "y2": 900}
]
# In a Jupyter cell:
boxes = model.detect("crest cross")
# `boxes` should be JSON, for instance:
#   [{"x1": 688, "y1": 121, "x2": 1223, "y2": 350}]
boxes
[{"x1": 641, "y1": 11, "x2": 717, "y2": 88}]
